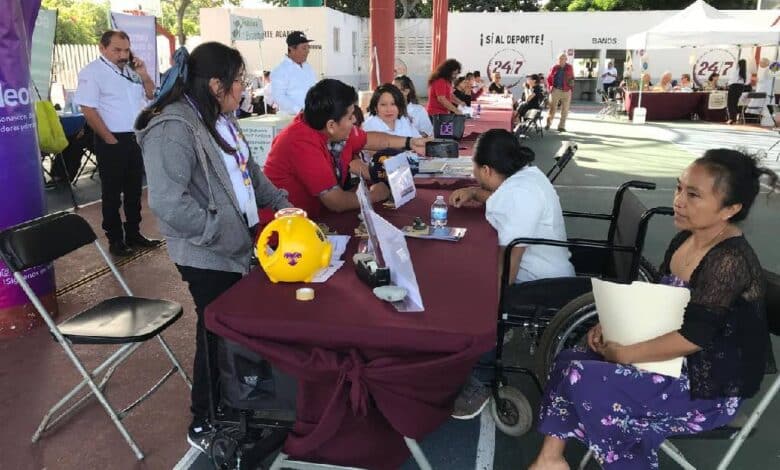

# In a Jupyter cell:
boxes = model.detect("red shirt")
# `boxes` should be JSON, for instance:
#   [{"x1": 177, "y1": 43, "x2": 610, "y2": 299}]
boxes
[
  {"x1": 547, "y1": 64, "x2": 575, "y2": 92},
  {"x1": 426, "y1": 78, "x2": 453, "y2": 115},
  {"x1": 263, "y1": 114, "x2": 367, "y2": 220}
]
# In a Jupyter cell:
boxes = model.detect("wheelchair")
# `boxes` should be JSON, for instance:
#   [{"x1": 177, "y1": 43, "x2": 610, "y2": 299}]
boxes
[{"x1": 486, "y1": 181, "x2": 673, "y2": 436}]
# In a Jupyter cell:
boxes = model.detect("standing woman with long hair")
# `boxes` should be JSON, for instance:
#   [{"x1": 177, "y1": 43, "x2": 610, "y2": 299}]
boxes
[
  {"x1": 135, "y1": 43, "x2": 291, "y2": 453},
  {"x1": 726, "y1": 59, "x2": 747, "y2": 124},
  {"x1": 426, "y1": 58, "x2": 464, "y2": 116}
]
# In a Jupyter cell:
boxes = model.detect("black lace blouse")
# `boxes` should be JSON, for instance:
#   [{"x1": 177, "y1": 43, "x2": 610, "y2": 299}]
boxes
[{"x1": 660, "y1": 231, "x2": 770, "y2": 399}]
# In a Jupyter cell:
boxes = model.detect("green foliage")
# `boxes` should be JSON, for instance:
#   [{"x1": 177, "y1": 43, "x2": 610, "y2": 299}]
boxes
[
  {"x1": 160, "y1": 0, "x2": 240, "y2": 44},
  {"x1": 547, "y1": 0, "x2": 757, "y2": 11},
  {"x1": 42, "y1": 0, "x2": 109, "y2": 44}
]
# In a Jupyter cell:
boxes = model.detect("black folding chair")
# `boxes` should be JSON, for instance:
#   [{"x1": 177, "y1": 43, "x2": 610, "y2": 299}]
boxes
[
  {"x1": 513, "y1": 108, "x2": 544, "y2": 139},
  {"x1": 740, "y1": 92, "x2": 767, "y2": 125},
  {"x1": 0, "y1": 212, "x2": 192, "y2": 459},
  {"x1": 546, "y1": 141, "x2": 577, "y2": 184}
]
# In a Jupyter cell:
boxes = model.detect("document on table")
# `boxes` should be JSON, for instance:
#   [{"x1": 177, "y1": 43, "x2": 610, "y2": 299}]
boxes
[
  {"x1": 591, "y1": 278, "x2": 690, "y2": 378},
  {"x1": 384, "y1": 153, "x2": 416, "y2": 209},
  {"x1": 311, "y1": 235, "x2": 350, "y2": 283}
]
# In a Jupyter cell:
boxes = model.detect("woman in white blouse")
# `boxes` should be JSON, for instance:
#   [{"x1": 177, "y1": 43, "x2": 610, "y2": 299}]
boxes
[
  {"x1": 392, "y1": 75, "x2": 434, "y2": 137},
  {"x1": 362, "y1": 83, "x2": 421, "y2": 138}
]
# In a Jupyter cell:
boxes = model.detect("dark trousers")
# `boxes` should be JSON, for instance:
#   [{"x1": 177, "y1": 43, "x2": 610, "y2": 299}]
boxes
[
  {"x1": 603, "y1": 82, "x2": 616, "y2": 98},
  {"x1": 176, "y1": 265, "x2": 243, "y2": 420},
  {"x1": 94, "y1": 132, "x2": 144, "y2": 243},
  {"x1": 727, "y1": 83, "x2": 747, "y2": 121}
]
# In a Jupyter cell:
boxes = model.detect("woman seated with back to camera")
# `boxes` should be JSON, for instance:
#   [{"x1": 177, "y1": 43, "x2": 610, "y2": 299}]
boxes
[
  {"x1": 453, "y1": 76, "x2": 474, "y2": 107},
  {"x1": 446, "y1": 129, "x2": 576, "y2": 419},
  {"x1": 362, "y1": 83, "x2": 420, "y2": 138},
  {"x1": 530, "y1": 148, "x2": 778, "y2": 470}
]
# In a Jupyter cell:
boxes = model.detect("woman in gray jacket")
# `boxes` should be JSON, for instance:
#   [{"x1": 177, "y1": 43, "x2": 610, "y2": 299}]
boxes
[{"x1": 135, "y1": 43, "x2": 290, "y2": 453}]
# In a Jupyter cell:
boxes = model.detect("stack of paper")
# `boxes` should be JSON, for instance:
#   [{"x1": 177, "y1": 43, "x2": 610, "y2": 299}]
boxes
[{"x1": 311, "y1": 235, "x2": 350, "y2": 283}]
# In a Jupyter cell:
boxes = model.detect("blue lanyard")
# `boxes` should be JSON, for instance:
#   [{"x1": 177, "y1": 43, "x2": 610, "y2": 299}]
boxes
[{"x1": 99, "y1": 57, "x2": 139, "y2": 84}]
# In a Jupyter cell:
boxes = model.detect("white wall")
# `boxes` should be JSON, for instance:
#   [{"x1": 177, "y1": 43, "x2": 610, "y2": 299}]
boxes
[
  {"x1": 199, "y1": 7, "x2": 327, "y2": 79},
  {"x1": 325, "y1": 9, "x2": 363, "y2": 89},
  {"x1": 447, "y1": 9, "x2": 780, "y2": 96}
]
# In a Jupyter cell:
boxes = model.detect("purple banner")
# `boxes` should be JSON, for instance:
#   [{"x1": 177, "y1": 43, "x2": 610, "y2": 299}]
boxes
[{"x1": 0, "y1": 0, "x2": 57, "y2": 338}]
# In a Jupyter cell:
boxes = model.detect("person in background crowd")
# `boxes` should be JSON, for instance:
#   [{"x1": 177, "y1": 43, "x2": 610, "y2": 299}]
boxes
[
  {"x1": 515, "y1": 74, "x2": 545, "y2": 123},
  {"x1": 755, "y1": 58, "x2": 773, "y2": 115},
  {"x1": 264, "y1": 79, "x2": 428, "y2": 219},
  {"x1": 530, "y1": 148, "x2": 778, "y2": 470},
  {"x1": 726, "y1": 59, "x2": 748, "y2": 125},
  {"x1": 393, "y1": 75, "x2": 434, "y2": 137},
  {"x1": 656, "y1": 71, "x2": 674, "y2": 92},
  {"x1": 472, "y1": 70, "x2": 486, "y2": 95},
  {"x1": 641, "y1": 72, "x2": 653, "y2": 91},
  {"x1": 489, "y1": 71, "x2": 507, "y2": 94},
  {"x1": 546, "y1": 53, "x2": 575, "y2": 132},
  {"x1": 702, "y1": 72, "x2": 721, "y2": 91},
  {"x1": 675, "y1": 73, "x2": 694, "y2": 92},
  {"x1": 75, "y1": 30, "x2": 160, "y2": 257},
  {"x1": 601, "y1": 61, "x2": 618, "y2": 97},
  {"x1": 135, "y1": 43, "x2": 292, "y2": 454},
  {"x1": 453, "y1": 76, "x2": 474, "y2": 107},
  {"x1": 362, "y1": 83, "x2": 420, "y2": 138},
  {"x1": 465, "y1": 72, "x2": 484, "y2": 102},
  {"x1": 270, "y1": 31, "x2": 317, "y2": 115},
  {"x1": 427, "y1": 58, "x2": 463, "y2": 116}
]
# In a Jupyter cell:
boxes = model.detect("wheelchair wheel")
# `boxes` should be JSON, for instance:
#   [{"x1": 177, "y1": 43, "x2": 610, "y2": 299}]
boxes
[
  {"x1": 534, "y1": 293, "x2": 598, "y2": 387},
  {"x1": 210, "y1": 430, "x2": 240, "y2": 469},
  {"x1": 637, "y1": 256, "x2": 660, "y2": 282},
  {"x1": 489, "y1": 385, "x2": 533, "y2": 437}
]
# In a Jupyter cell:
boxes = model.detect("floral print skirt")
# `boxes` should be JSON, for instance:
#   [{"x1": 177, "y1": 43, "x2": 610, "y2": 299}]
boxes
[{"x1": 538, "y1": 347, "x2": 740, "y2": 469}]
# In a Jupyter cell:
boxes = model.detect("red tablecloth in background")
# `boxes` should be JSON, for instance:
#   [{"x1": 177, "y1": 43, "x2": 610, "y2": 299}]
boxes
[
  {"x1": 624, "y1": 91, "x2": 728, "y2": 122},
  {"x1": 206, "y1": 189, "x2": 497, "y2": 469}
]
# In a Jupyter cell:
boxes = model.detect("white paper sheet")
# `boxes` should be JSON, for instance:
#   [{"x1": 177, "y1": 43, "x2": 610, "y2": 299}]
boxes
[
  {"x1": 310, "y1": 235, "x2": 350, "y2": 283},
  {"x1": 591, "y1": 278, "x2": 690, "y2": 378},
  {"x1": 368, "y1": 210, "x2": 424, "y2": 312},
  {"x1": 383, "y1": 153, "x2": 416, "y2": 209}
]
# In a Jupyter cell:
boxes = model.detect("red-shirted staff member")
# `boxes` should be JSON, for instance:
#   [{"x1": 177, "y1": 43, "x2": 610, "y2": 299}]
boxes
[
  {"x1": 426, "y1": 58, "x2": 464, "y2": 117},
  {"x1": 264, "y1": 79, "x2": 429, "y2": 219}
]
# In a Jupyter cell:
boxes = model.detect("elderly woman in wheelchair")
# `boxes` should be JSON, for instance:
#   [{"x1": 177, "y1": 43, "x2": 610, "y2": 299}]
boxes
[{"x1": 530, "y1": 149, "x2": 779, "y2": 470}]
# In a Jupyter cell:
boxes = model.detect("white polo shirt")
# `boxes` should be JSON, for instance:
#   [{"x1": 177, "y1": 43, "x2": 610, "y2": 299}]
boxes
[
  {"x1": 270, "y1": 56, "x2": 317, "y2": 115},
  {"x1": 485, "y1": 165, "x2": 575, "y2": 283},
  {"x1": 406, "y1": 103, "x2": 434, "y2": 137},
  {"x1": 362, "y1": 115, "x2": 421, "y2": 138},
  {"x1": 74, "y1": 56, "x2": 147, "y2": 132}
]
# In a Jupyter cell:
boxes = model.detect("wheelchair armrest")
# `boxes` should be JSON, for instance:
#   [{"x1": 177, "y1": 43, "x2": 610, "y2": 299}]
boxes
[
  {"x1": 562, "y1": 210, "x2": 612, "y2": 221},
  {"x1": 500, "y1": 237, "x2": 637, "y2": 288}
]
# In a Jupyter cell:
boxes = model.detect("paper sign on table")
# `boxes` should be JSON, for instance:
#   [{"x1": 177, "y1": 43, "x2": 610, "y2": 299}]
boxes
[
  {"x1": 591, "y1": 278, "x2": 690, "y2": 378},
  {"x1": 368, "y1": 210, "x2": 424, "y2": 312},
  {"x1": 383, "y1": 153, "x2": 416, "y2": 209}
]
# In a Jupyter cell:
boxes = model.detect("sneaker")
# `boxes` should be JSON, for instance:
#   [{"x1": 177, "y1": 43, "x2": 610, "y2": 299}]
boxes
[
  {"x1": 557, "y1": 127, "x2": 566, "y2": 132},
  {"x1": 187, "y1": 418, "x2": 214, "y2": 454},
  {"x1": 452, "y1": 376, "x2": 491, "y2": 420}
]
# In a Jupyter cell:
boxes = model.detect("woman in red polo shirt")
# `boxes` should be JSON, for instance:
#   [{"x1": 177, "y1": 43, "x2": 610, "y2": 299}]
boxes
[{"x1": 427, "y1": 59, "x2": 464, "y2": 116}]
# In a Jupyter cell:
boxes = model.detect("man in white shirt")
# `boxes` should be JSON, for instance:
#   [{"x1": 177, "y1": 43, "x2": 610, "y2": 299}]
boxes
[
  {"x1": 601, "y1": 61, "x2": 618, "y2": 98},
  {"x1": 75, "y1": 30, "x2": 159, "y2": 257},
  {"x1": 271, "y1": 31, "x2": 317, "y2": 115}
]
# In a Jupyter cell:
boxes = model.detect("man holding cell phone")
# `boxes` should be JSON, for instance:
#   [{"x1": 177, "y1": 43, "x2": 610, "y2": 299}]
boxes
[{"x1": 75, "y1": 30, "x2": 159, "y2": 256}]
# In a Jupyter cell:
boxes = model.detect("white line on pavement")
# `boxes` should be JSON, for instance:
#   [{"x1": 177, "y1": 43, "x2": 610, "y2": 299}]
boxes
[
  {"x1": 172, "y1": 447, "x2": 201, "y2": 470},
  {"x1": 475, "y1": 410, "x2": 495, "y2": 470}
]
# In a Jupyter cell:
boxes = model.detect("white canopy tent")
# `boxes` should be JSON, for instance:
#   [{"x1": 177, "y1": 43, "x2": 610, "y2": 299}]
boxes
[
  {"x1": 625, "y1": 0, "x2": 780, "y2": 121},
  {"x1": 626, "y1": 0, "x2": 780, "y2": 50}
]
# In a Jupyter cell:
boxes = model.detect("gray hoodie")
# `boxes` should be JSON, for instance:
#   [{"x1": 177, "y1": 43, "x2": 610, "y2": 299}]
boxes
[{"x1": 135, "y1": 100, "x2": 290, "y2": 274}]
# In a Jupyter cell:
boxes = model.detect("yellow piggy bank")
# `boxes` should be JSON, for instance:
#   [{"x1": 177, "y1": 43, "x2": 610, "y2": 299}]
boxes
[{"x1": 256, "y1": 208, "x2": 333, "y2": 283}]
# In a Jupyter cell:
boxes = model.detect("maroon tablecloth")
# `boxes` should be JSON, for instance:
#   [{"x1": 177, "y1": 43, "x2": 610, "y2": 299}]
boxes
[
  {"x1": 624, "y1": 91, "x2": 728, "y2": 122},
  {"x1": 461, "y1": 108, "x2": 514, "y2": 154},
  {"x1": 205, "y1": 189, "x2": 497, "y2": 469}
]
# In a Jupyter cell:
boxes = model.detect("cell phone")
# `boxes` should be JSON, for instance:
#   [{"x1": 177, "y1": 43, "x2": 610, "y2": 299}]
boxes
[{"x1": 128, "y1": 51, "x2": 136, "y2": 70}]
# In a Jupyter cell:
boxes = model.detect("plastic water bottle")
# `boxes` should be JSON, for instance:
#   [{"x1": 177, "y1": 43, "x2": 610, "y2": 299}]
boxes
[
  {"x1": 431, "y1": 195, "x2": 448, "y2": 228},
  {"x1": 476, "y1": 103, "x2": 482, "y2": 119}
]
